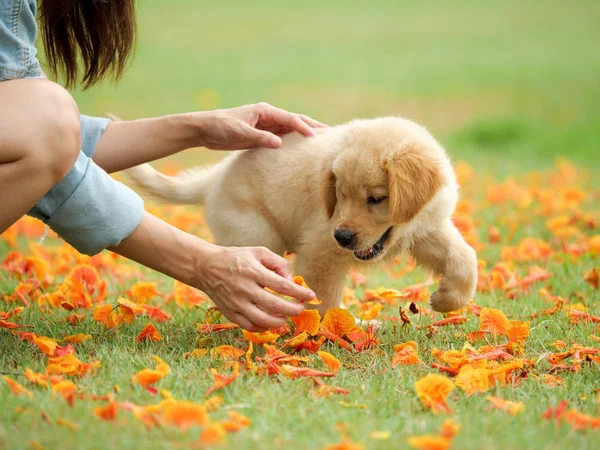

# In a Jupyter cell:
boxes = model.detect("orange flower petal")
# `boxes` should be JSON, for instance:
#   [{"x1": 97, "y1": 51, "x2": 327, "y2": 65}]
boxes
[
  {"x1": 486, "y1": 396, "x2": 525, "y2": 415},
  {"x1": 414, "y1": 374, "x2": 455, "y2": 414},
  {"x1": 199, "y1": 422, "x2": 227, "y2": 445},
  {"x1": 392, "y1": 345, "x2": 422, "y2": 367},
  {"x1": 95, "y1": 401, "x2": 118, "y2": 420},
  {"x1": 321, "y1": 308, "x2": 355, "y2": 337},
  {"x1": 62, "y1": 334, "x2": 92, "y2": 344},
  {"x1": 210, "y1": 345, "x2": 245, "y2": 361},
  {"x1": 135, "y1": 322, "x2": 162, "y2": 342},
  {"x1": 33, "y1": 335, "x2": 58, "y2": 356},
  {"x1": 318, "y1": 351, "x2": 341, "y2": 373},
  {"x1": 161, "y1": 400, "x2": 208, "y2": 430},
  {"x1": 290, "y1": 309, "x2": 321, "y2": 336},
  {"x1": 205, "y1": 365, "x2": 239, "y2": 397},
  {"x1": 3, "y1": 376, "x2": 33, "y2": 398},
  {"x1": 479, "y1": 308, "x2": 511, "y2": 337},
  {"x1": 242, "y1": 330, "x2": 280, "y2": 344}
]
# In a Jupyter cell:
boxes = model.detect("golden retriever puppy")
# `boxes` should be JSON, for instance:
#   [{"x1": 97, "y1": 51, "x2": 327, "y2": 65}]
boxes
[{"x1": 127, "y1": 117, "x2": 477, "y2": 316}]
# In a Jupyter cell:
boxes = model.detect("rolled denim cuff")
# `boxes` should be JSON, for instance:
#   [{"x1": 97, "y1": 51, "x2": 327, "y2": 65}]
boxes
[
  {"x1": 44, "y1": 156, "x2": 145, "y2": 255},
  {"x1": 80, "y1": 114, "x2": 111, "y2": 157}
]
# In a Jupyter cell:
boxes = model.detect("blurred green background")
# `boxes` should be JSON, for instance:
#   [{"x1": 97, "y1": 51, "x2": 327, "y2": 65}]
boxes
[{"x1": 73, "y1": 0, "x2": 600, "y2": 171}]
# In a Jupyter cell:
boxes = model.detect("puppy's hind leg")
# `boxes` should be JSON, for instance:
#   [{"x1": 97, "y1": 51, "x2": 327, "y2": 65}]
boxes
[{"x1": 207, "y1": 206, "x2": 287, "y2": 256}]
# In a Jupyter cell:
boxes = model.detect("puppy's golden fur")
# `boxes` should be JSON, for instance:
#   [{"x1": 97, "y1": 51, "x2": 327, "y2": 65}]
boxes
[{"x1": 127, "y1": 117, "x2": 477, "y2": 315}]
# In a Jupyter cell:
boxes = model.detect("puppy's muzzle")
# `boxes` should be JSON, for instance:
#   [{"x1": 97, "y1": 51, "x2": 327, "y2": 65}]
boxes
[{"x1": 334, "y1": 228, "x2": 356, "y2": 248}]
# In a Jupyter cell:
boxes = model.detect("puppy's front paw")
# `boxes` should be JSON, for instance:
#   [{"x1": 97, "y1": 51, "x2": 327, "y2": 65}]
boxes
[{"x1": 429, "y1": 287, "x2": 471, "y2": 313}]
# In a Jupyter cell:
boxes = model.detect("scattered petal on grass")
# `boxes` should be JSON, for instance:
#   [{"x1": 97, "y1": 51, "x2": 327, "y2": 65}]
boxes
[
  {"x1": 52, "y1": 381, "x2": 77, "y2": 407},
  {"x1": 197, "y1": 323, "x2": 239, "y2": 334},
  {"x1": 242, "y1": 330, "x2": 280, "y2": 344},
  {"x1": 407, "y1": 435, "x2": 451, "y2": 450},
  {"x1": 455, "y1": 364, "x2": 491, "y2": 395},
  {"x1": 279, "y1": 365, "x2": 335, "y2": 379},
  {"x1": 205, "y1": 365, "x2": 240, "y2": 397},
  {"x1": 542, "y1": 374, "x2": 565, "y2": 387},
  {"x1": 128, "y1": 281, "x2": 162, "y2": 303},
  {"x1": 211, "y1": 345, "x2": 245, "y2": 361},
  {"x1": 199, "y1": 422, "x2": 227, "y2": 445},
  {"x1": 291, "y1": 309, "x2": 321, "y2": 336},
  {"x1": 65, "y1": 314, "x2": 84, "y2": 326},
  {"x1": 32, "y1": 336, "x2": 58, "y2": 356},
  {"x1": 392, "y1": 342, "x2": 421, "y2": 367},
  {"x1": 95, "y1": 401, "x2": 118, "y2": 421},
  {"x1": 161, "y1": 400, "x2": 208, "y2": 430},
  {"x1": 55, "y1": 417, "x2": 79, "y2": 431},
  {"x1": 408, "y1": 420, "x2": 460, "y2": 450},
  {"x1": 132, "y1": 356, "x2": 170, "y2": 386},
  {"x1": 415, "y1": 374, "x2": 455, "y2": 414},
  {"x1": 318, "y1": 351, "x2": 341, "y2": 373},
  {"x1": 204, "y1": 396, "x2": 224, "y2": 412},
  {"x1": 583, "y1": 267, "x2": 599, "y2": 289},
  {"x1": 487, "y1": 396, "x2": 525, "y2": 415},
  {"x1": 61, "y1": 334, "x2": 92, "y2": 344},
  {"x1": 479, "y1": 308, "x2": 511, "y2": 337},
  {"x1": 3, "y1": 376, "x2": 33, "y2": 398},
  {"x1": 311, "y1": 379, "x2": 350, "y2": 398},
  {"x1": 429, "y1": 316, "x2": 468, "y2": 328},
  {"x1": 47, "y1": 354, "x2": 100, "y2": 377},
  {"x1": 135, "y1": 322, "x2": 162, "y2": 342},
  {"x1": 322, "y1": 424, "x2": 365, "y2": 450},
  {"x1": 321, "y1": 308, "x2": 356, "y2": 337},
  {"x1": 222, "y1": 410, "x2": 252, "y2": 432}
]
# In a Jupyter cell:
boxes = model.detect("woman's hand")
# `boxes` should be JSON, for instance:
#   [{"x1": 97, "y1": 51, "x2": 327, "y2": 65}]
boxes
[
  {"x1": 196, "y1": 102, "x2": 328, "y2": 150},
  {"x1": 195, "y1": 245, "x2": 314, "y2": 332},
  {"x1": 111, "y1": 213, "x2": 314, "y2": 332}
]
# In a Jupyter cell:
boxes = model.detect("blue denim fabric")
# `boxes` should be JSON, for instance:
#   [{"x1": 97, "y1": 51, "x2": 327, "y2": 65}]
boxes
[
  {"x1": 0, "y1": 0, "x2": 41, "y2": 79},
  {"x1": 1, "y1": 0, "x2": 144, "y2": 255}
]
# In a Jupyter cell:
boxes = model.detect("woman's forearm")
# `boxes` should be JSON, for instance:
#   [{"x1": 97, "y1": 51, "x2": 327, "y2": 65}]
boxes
[
  {"x1": 93, "y1": 113, "x2": 206, "y2": 173},
  {"x1": 109, "y1": 211, "x2": 210, "y2": 285}
]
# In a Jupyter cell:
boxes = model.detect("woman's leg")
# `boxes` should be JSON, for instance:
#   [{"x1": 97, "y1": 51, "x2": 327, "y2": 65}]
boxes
[{"x1": 0, "y1": 79, "x2": 81, "y2": 233}]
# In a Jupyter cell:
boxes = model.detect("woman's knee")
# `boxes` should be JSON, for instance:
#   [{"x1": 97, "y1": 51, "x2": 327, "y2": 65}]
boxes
[
  {"x1": 0, "y1": 79, "x2": 82, "y2": 182},
  {"x1": 31, "y1": 81, "x2": 82, "y2": 181}
]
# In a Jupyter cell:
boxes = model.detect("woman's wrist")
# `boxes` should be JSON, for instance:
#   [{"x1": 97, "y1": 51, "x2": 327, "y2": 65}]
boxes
[{"x1": 169, "y1": 111, "x2": 214, "y2": 149}]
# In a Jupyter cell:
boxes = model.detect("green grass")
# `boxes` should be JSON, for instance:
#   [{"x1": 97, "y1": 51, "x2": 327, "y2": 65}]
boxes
[{"x1": 2, "y1": 0, "x2": 600, "y2": 449}]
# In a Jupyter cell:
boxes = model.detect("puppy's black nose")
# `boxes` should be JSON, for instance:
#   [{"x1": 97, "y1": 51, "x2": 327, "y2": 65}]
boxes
[{"x1": 334, "y1": 229, "x2": 356, "y2": 248}]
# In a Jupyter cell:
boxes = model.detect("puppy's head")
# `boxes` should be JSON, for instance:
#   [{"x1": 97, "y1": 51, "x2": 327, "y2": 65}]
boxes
[{"x1": 322, "y1": 117, "x2": 458, "y2": 262}]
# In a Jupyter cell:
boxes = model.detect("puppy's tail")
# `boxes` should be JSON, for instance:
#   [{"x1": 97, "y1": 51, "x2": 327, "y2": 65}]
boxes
[{"x1": 126, "y1": 164, "x2": 214, "y2": 205}]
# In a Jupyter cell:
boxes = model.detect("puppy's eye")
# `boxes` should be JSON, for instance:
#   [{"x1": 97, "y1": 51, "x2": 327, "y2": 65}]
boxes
[{"x1": 367, "y1": 196, "x2": 387, "y2": 205}]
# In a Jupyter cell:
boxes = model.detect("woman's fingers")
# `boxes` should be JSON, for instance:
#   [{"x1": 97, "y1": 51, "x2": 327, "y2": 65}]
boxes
[
  {"x1": 244, "y1": 302, "x2": 287, "y2": 330},
  {"x1": 259, "y1": 104, "x2": 316, "y2": 137},
  {"x1": 299, "y1": 114, "x2": 328, "y2": 129},
  {"x1": 251, "y1": 247, "x2": 315, "y2": 301},
  {"x1": 231, "y1": 312, "x2": 267, "y2": 333}
]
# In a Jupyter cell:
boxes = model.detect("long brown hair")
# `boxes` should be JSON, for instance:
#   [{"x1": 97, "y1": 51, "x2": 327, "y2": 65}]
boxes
[{"x1": 39, "y1": 0, "x2": 137, "y2": 89}]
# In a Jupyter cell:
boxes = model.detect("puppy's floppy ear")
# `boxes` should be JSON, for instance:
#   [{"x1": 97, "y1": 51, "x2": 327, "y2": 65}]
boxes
[
  {"x1": 322, "y1": 169, "x2": 337, "y2": 219},
  {"x1": 385, "y1": 150, "x2": 442, "y2": 224}
]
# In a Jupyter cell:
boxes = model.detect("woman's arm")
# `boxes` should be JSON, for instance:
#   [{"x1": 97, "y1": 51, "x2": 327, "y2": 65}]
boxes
[
  {"x1": 111, "y1": 212, "x2": 315, "y2": 332},
  {"x1": 93, "y1": 103, "x2": 326, "y2": 174}
]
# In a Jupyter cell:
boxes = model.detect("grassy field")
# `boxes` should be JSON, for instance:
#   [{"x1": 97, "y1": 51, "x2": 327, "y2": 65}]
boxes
[{"x1": 2, "y1": 0, "x2": 600, "y2": 449}]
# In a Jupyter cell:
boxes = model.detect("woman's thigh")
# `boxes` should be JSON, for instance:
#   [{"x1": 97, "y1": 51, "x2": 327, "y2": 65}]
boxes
[{"x1": 0, "y1": 78, "x2": 80, "y2": 233}]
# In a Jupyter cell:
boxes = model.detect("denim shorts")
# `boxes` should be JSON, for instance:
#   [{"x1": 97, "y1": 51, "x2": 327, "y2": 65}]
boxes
[{"x1": 1, "y1": 0, "x2": 144, "y2": 255}]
